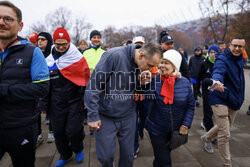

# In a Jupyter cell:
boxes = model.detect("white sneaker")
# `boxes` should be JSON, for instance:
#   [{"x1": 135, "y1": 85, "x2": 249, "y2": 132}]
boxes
[
  {"x1": 36, "y1": 134, "x2": 44, "y2": 147},
  {"x1": 200, "y1": 122, "x2": 206, "y2": 131},
  {"x1": 134, "y1": 148, "x2": 139, "y2": 159},
  {"x1": 201, "y1": 135, "x2": 214, "y2": 153},
  {"x1": 45, "y1": 118, "x2": 50, "y2": 125},
  {"x1": 47, "y1": 132, "x2": 55, "y2": 143}
]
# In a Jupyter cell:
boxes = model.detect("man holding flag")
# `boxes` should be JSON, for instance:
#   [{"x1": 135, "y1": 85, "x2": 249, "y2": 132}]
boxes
[{"x1": 46, "y1": 27, "x2": 90, "y2": 167}]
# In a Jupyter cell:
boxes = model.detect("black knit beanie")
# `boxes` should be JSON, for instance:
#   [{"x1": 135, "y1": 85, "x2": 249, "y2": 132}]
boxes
[
  {"x1": 90, "y1": 30, "x2": 101, "y2": 40},
  {"x1": 37, "y1": 32, "x2": 53, "y2": 58}
]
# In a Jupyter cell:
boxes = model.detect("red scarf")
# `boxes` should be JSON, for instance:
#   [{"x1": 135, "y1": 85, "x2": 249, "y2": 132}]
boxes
[{"x1": 160, "y1": 75, "x2": 178, "y2": 104}]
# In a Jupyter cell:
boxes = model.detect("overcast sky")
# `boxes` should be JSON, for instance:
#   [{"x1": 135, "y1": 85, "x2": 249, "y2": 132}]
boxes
[{"x1": 11, "y1": 0, "x2": 202, "y2": 34}]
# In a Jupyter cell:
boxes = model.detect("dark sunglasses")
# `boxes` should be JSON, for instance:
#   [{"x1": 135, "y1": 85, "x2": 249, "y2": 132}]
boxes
[{"x1": 37, "y1": 38, "x2": 47, "y2": 41}]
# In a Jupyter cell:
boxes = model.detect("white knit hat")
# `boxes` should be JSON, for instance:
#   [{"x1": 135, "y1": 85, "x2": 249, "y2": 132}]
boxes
[{"x1": 163, "y1": 49, "x2": 182, "y2": 72}]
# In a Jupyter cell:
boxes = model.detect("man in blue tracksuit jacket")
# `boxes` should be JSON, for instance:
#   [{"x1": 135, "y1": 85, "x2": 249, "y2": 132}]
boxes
[
  {"x1": 84, "y1": 42, "x2": 162, "y2": 167},
  {"x1": 201, "y1": 34, "x2": 246, "y2": 167},
  {"x1": 0, "y1": 2, "x2": 49, "y2": 166}
]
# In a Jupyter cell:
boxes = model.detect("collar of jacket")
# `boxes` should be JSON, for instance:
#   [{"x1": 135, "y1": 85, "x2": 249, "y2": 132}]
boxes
[
  {"x1": 224, "y1": 48, "x2": 243, "y2": 61},
  {"x1": 4, "y1": 36, "x2": 28, "y2": 50},
  {"x1": 51, "y1": 45, "x2": 70, "y2": 59},
  {"x1": 194, "y1": 53, "x2": 202, "y2": 58},
  {"x1": 90, "y1": 43, "x2": 101, "y2": 50}
]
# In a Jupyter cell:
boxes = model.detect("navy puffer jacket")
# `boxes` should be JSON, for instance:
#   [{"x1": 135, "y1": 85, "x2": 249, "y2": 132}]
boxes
[
  {"x1": 145, "y1": 75, "x2": 195, "y2": 136},
  {"x1": 209, "y1": 48, "x2": 245, "y2": 110}
]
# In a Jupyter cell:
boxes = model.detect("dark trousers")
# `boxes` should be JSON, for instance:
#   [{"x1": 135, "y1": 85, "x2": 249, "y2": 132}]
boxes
[
  {"x1": 37, "y1": 112, "x2": 52, "y2": 136},
  {"x1": 38, "y1": 112, "x2": 42, "y2": 135},
  {"x1": 0, "y1": 123, "x2": 38, "y2": 167},
  {"x1": 51, "y1": 99, "x2": 85, "y2": 160},
  {"x1": 202, "y1": 87, "x2": 214, "y2": 131},
  {"x1": 46, "y1": 109, "x2": 53, "y2": 131},
  {"x1": 192, "y1": 83, "x2": 199, "y2": 100},
  {"x1": 134, "y1": 101, "x2": 151, "y2": 152},
  {"x1": 134, "y1": 109, "x2": 139, "y2": 152},
  {"x1": 149, "y1": 133, "x2": 172, "y2": 167}
]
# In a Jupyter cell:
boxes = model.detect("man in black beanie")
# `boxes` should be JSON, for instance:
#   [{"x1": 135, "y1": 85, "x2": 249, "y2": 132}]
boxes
[
  {"x1": 159, "y1": 31, "x2": 190, "y2": 80},
  {"x1": 82, "y1": 30, "x2": 106, "y2": 134},
  {"x1": 37, "y1": 32, "x2": 53, "y2": 58},
  {"x1": 83, "y1": 30, "x2": 105, "y2": 73},
  {"x1": 36, "y1": 32, "x2": 55, "y2": 145},
  {"x1": 90, "y1": 30, "x2": 101, "y2": 40}
]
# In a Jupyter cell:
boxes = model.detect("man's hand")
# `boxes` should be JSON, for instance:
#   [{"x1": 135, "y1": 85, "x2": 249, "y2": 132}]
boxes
[
  {"x1": 138, "y1": 70, "x2": 152, "y2": 85},
  {"x1": 88, "y1": 120, "x2": 101, "y2": 131},
  {"x1": 214, "y1": 81, "x2": 225, "y2": 92}
]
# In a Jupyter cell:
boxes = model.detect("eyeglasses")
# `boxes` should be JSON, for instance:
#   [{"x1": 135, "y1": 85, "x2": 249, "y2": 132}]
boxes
[
  {"x1": 0, "y1": 16, "x2": 16, "y2": 24},
  {"x1": 55, "y1": 43, "x2": 68, "y2": 47},
  {"x1": 37, "y1": 38, "x2": 47, "y2": 42},
  {"x1": 210, "y1": 51, "x2": 217, "y2": 54},
  {"x1": 231, "y1": 43, "x2": 244, "y2": 49}
]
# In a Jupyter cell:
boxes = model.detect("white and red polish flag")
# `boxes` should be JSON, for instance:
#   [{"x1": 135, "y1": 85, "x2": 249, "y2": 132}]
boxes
[{"x1": 46, "y1": 43, "x2": 90, "y2": 86}]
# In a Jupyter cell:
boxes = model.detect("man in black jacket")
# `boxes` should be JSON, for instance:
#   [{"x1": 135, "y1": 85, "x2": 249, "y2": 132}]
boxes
[
  {"x1": 47, "y1": 27, "x2": 90, "y2": 167},
  {"x1": 37, "y1": 32, "x2": 54, "y2": 144},
  {"x1": 0, "y1": 1, "x2": 50, "y2": 166},
  {"x1": 197, "y1": 45, "x2": 220, "y2": 131},
  {"x1": 189, "y1": 47, "x2": 205, "y2": 106}
]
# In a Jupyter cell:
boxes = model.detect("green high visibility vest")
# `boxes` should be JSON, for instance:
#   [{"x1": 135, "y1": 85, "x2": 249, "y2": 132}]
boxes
[{"x1": 83, "y1": 46, "x2": 106, "y2": 73}]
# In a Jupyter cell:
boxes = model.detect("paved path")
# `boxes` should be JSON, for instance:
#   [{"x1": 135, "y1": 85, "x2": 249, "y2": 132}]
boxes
[{"x1": 1, "y1": 69, "x2": 250, "y2": 167}]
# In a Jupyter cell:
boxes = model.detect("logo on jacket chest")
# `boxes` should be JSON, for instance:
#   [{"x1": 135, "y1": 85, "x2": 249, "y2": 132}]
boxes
[{"x1": 16, "y1": 58, "x2": 23, "y2": 65}]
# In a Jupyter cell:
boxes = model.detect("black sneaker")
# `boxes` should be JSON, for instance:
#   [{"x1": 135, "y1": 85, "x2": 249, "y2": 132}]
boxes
[
  {"x1": 89, "y1": 130, "x2": 94, "y2": 135},
  {"x1": 195, "y1": 100, "x2": 200, "y2": 107},
  {"x1": 139, "y1": 129, "x2": 144, "y2": 139},
  {"x1": 247, "y1": 108, "x2": 250, "y2": 115}
]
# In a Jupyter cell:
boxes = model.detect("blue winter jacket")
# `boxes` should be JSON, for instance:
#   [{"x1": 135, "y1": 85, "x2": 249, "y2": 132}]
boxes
[
  {"x1": 209, "y1": 48, "x2": 245, "y2": 110},
  {"x1": 145, "y1": 75, "x2": 195, "y2": 136}
]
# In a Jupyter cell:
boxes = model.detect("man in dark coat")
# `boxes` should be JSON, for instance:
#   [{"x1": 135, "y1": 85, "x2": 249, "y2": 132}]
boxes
[
  {"x1": 0, "y1": 1, "x2": 49, "y2": 166},
  {"x1": 189, "y1": 47, "x2": 205, "y2": 106},
  {"x1": 201, "y1": 34, "x2": 246, "y2": 167},
  {"x1": 36, "y1": 32, "x2": 54, "y2": 144},
  {"x1": 159, "y1": 31, "x2": 190, "y2": 80},
  {"x1": 197, "y1": 45, "x2": 219, "y2": 132}
]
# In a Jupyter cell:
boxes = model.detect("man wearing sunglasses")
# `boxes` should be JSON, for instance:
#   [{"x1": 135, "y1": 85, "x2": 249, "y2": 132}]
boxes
[
  {"x1": 0, "y1": 1, "x2": 49, "y2": 166},
  {"x1": 36, "y1": 32, "x2": 55, "y2": 145},
  {"x1": 201, "y1": 34, "x2": 246, "y2": 167},
  {"x1": 45, "y1": 27, "x2": 90, "y2": 167}
]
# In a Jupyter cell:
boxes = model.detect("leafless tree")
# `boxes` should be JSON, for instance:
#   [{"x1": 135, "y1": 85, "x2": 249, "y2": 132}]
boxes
[
  {"x1": 45, "y1": 7, "x2": 72, "y2": 33},
  {"x1": 199, "y1": 0, "x2": 235, "y2": 43},
  {"x1": 30, "y1": 21, "x2": 47, "y2": 34},
  {"x1": 29, "y1": 7, "x2": 93, "y2": 46},
  {"x1": 71, "y1": 17, "x2": 92, "y2": 46},
  {"x1": 229, "y1": 0, "x2": 250, "y2": 53}
]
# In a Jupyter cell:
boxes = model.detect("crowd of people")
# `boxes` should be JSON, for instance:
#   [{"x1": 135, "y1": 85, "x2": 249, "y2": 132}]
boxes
[{"x1": 0, "y1": 1, "x2": 249, "y2": 167}]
